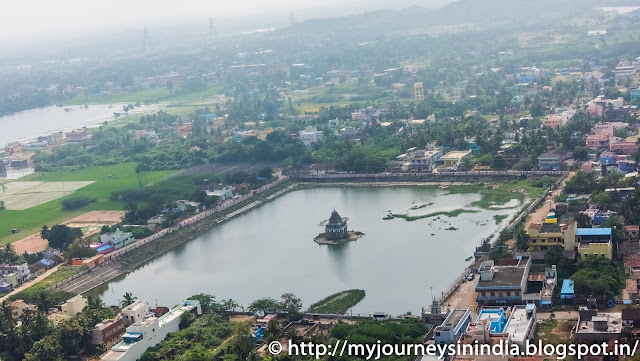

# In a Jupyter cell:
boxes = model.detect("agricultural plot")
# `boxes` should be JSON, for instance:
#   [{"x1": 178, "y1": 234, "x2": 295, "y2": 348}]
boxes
[{"x1": 0, "y1": 181, "x2": 94, "y2": 210}]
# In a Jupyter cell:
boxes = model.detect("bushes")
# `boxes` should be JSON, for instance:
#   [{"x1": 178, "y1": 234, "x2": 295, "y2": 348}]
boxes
[
  {"x1": 309, "y1": 289, "x2": 366, "y2": 314},
  {"x1": 61, "y1": 197, "x2": 97, "y2": 210}
]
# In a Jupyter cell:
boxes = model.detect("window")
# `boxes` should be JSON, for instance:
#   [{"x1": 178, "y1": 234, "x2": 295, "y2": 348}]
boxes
[
  {"x1": 491, "y1": 292, "x2": 495, "y2": 297},
  {"x1": 435, "y1": 332, "x2": 440, "y2": 336},
  {"x1": 506, "y1": 292, "x2": 511, "y2": 297},
  {"x1": 498, "y1": 292, "x2": 503, "y2": 297}
]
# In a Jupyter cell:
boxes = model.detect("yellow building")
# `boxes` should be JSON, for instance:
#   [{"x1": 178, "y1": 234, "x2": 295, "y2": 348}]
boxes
[
  {"x1": 526, "y1": 221, "x2": 576, "y2": 252},
  {"x1": 578, "y1": 241, "x2": 613, "y2": 260},
  {"x1": 61, "y1": 295, "x2": 87, "y2": 316},
  {"x1": 414, "y1": 82, "x2": 424, "y2": 100},
  {"x1": 441, "y1": 150, "x2": 472, "y2": 168},
  {"x1": 49, "y1": 131, "x2": 64, "y2": 144},
  {"x1": 575, "y1": 228, "x2": 613, "y2": 260}
]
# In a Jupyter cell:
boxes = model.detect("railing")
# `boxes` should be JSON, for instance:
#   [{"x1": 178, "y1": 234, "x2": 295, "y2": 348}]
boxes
[
  {"x1": 48, "y1": 177, "x2": 292, "y2": 290},
  {"x1": 286, "y1": 170, "x2": 567, "y2": 180}
]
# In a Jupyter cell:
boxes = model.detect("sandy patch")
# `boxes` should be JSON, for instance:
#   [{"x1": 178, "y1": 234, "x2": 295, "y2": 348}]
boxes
[{"x1": 11, "y1": 210, "x2": 125, "y2": 254}]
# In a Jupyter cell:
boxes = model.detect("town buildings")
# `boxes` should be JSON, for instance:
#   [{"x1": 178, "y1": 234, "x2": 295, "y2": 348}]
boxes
[
  {"x1": 298, "y1": 126, "x2": 323, "y2": 147},
  {"x1": 441, "y1": 150, "x2": 472, "y2": 170},
  {"x1": 526, "y1": 221, "x2": 576, "y2": 254},
  {"x1": 433, "y1": 308, "x2": 471, "y2": 345},
  {"x1": 537, "y1": 149, "x2": 572, "y2": 171},
  {"x1": 61, "y1": 295, "x2": 88, "y2": 316},
  {"x1": 503, "y1": 304, "x2": 536, "y2": 348},
  {"x1": 576, "y1": 228, "x2": 613, "y2": 259},
  {"x1": 400, "y1": 146, "x2": 443, "y2": 172},
  {"x1": 475, "y1": 256, "x2": 531, "y2": 306},
  {"x1": 414, "y1": 82, "x2": 424, "y2": 100},
  {"x1": 574, "y1": 308, "x2": 622, "y2": 342},
  {"x1": 65, "y1": 127, "x2": 89, "y2": 142},
  {"x1": 101, "y1": 300, "x2": 201, "y2": 361},
  {"x1": 122, "y1": 300, "x2": 151, "y2": 325},
  {"x1": 93, "y1": 317, "x2": 126, "y2": 348},
  {"x1": 100, "y1": 229, "x2": 135, "y2": 250}
]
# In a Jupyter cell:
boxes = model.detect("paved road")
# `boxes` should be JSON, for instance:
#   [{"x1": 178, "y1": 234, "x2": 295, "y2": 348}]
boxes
[
  {"x1": 0, "y1": 265, "x2": 61, "y2": 302},
  {"x1": 53, "y1": 178, "x2": 294, "y2": 295}
]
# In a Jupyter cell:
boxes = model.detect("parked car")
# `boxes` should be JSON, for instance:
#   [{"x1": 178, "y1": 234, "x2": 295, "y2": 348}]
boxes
[{"x1": 465, "y1": 272, "x2": 475, "y2": 281}]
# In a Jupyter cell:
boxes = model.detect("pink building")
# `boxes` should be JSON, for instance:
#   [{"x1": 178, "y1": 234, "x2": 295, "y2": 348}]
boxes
[
  {"x1": 586, "y1": 134, "x2": 609, "y2": 150},
  {"x1": 591, "y1": 123, "x2": 615, "y2": 138},
  {"x1": 610, "y1": 140, "x2": 639, "y2": 155}
]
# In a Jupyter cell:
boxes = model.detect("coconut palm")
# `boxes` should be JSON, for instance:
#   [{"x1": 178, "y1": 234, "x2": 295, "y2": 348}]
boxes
[
  {"x1": 120, "y1": 292, "x2": 137, "y2": 308},
  {"x1": 87, "y1": 295, "x2": 105, "y2": 310},
  {"x1": 37, "y1": 292, "x2": 52, "y2": 314}
]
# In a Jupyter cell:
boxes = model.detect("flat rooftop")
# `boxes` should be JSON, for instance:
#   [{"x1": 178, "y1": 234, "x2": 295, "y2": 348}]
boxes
[
  {"x1": 504, "y1": 306, "x2": 534, "y2": 342},
  {"x1": 576, "y1": 313, "x2": 622, "y2": 334},
  {"x1": 477, "y1": 267, "x2": 526, "y2": 288},
  {"x1": 444, "y1": 309, "x2": 468, "y2": 328},
  {"x1": 441, "y1": 150, "x2": 471, "y2": 160},
  {"x1": 576, "y1": 228, "x2": 612, "y2": 236}
]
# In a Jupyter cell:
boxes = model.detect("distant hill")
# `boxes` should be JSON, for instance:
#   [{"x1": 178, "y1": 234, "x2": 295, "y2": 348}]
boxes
[
  {"x1": 273, "y1": 0, "x2": 609, "y2": 39},
  {"x1": 434, "y1": 0, "x2": 599, "y2": 23}
]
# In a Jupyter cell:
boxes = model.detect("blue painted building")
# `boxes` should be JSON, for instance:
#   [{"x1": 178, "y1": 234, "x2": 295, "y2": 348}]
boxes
[
  {"x1": 561, "y1": 279, "x2": 574, "y2": 300},
  {"x1": 433, "y1": 308, "x2": 472, "y2": 345},
  {"x1": 476, "y1": 307, "x2": 509, "y2": 334}
]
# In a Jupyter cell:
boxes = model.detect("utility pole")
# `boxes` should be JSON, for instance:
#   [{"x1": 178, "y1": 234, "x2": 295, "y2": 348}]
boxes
[
  {"x1": 143, "y1": 26, "x2": 151, "y2": 51},
  {"x1": 209, "y1": 17, "x2": 216, "y2": 41}
]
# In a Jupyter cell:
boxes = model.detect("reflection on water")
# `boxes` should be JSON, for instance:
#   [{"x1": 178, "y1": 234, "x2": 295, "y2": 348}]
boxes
[
  {"x1": 0, "y1": 104, "x2": 159, "y2": 147},
  {"x1": 91, "y1": 186, "x2": 524, "y2": 315}
]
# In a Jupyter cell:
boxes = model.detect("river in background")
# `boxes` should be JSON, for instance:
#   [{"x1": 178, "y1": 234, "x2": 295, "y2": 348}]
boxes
[
  {"x1": 91, "y1": 186, "x2": 525, "y2": 315},
  {"x1": 0, "y1": 104, "x2": 158, "y2": 148}
]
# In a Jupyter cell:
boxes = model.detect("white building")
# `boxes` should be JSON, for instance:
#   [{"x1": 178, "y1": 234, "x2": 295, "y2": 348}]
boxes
[
  {"x1": 101, "y1": 300, "x2": 201, "y2": 361},
  {"x1": 100, "y1": 229, "x2": 135, "y2": 250},
  {"x1": 615, "y1": 66, "x2": 636, "y2": 79},
  {"x1": 560, "y1": 109, "x2": 576, "y2": 125},
  {"x1": 299, "y1": 126, "x2": 323, "y2": 146},
  {"x1": 207, "y1": 186, "x2": 234, "y2": 201},
  {"x1": 122, "y1": 300, "x2": 151, "y2": 325},
  {"x1": 503, "y1": 304, "x2": 536, "y2": 349},
  {"x1": 0, "y1": 263, "x2": 30, "y2": 283},
  {"x1": 22, "y1": 141, "x2": 48, "y2": 151}
]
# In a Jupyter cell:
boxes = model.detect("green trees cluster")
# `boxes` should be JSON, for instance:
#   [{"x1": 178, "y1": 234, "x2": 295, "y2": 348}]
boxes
[
  {"x1": 0, "y1": 294, "x2": 115, "y2": 361},
  {"x1": 247, "y1": 293, "x2": 303, "y2": 317},
  {"x1": 40, "y1": 225, "x2": 83, "y2": 251},
  {"x1": 572, "y1": 256, "x2": 624, "y2": 299}
]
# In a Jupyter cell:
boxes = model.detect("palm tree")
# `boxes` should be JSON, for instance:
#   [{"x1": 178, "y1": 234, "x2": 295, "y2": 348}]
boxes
[
  {"x1": 1, "y1": 300, "x2": 14, "y2": 324},
  {"x1": 120, "y1": 292, "x2": 137, "y2": 308},
  {"x1": 87, "y1": 295, "x2": 105, "y2": 310},
  {"x1": 40, "y1": 225, "x2": 49, "y2": 240},
  {"x1": 37, "y1": 292, "x2": 52, "y2": 314}
]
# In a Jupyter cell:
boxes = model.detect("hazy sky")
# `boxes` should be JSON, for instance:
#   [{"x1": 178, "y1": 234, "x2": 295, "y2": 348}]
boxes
[{"x1": 0, "y1": 0, "x2": 444, "y2": 48}]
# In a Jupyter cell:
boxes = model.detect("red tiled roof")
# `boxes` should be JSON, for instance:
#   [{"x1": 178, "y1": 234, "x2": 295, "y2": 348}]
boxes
[
  {"x1": 625, "y1": 254, "x2": 640, "y2": 269},
  {"x1": 627, "y1": 279, "x2": 638, "y2": 294}
]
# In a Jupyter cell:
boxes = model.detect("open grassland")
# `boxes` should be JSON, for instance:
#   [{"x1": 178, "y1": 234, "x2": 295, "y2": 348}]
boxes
[{"x1": 0, "y1": 163, "x2": 176, "y2": 245}]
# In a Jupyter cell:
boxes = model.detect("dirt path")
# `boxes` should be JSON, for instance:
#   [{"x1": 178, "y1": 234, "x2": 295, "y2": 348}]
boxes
[
  {"x1": 0, "y1": 265, "x2": 60, "y2": 302},
  {"x1": 524, "y1": 172, "x2": 574, "y2": 231}
]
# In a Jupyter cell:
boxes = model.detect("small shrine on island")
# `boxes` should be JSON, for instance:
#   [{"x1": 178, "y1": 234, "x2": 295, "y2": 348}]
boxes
[{"x1": 314, "y1": 209, "x2": 363, "y2": 245}]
